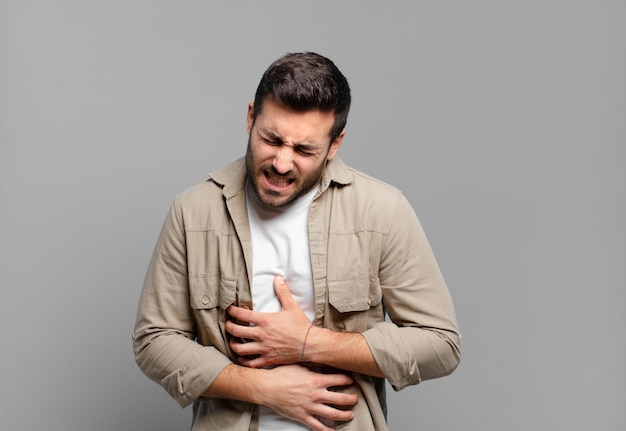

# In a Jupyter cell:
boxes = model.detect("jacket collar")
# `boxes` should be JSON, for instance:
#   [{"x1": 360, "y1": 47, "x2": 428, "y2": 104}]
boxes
[
  {"x1": 319, "y1": 156, "x2": 353, "y2": 192},
  {"x1": 208, "y1": 158, "x2": 247, "y2": 199},
  {"x1": 208, "y1": 156, "x2": 353, "y2": 198}
]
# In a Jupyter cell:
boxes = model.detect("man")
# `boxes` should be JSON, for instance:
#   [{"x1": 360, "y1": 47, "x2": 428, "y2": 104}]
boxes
[{"x1": 133, "y1": 52, "x2": 461, "y2": 431}]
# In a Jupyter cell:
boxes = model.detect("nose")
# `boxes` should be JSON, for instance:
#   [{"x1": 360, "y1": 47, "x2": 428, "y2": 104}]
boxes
[{"x1": 272, "y1": 146, "x2": 294, "y2": 174}]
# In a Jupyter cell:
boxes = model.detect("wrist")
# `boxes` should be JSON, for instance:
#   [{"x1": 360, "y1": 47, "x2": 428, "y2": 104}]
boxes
[
  {"x1": 300, "y1": 325, "x2": 327, "y2": 364},
  {"x1": 301, "y1": 323, "x2": 315, "y2": 365},
  {"x1": 248, "y1": 369, "x2": 270, "y2": 405}
]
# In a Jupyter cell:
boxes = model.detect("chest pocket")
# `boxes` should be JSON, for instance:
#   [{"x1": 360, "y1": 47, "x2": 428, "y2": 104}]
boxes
[
  {"x1": 189, "y1": 274, "x2": 236, "y2": 310},
  {"x1": 327, "y1": 275, "x2": 383, "y2": 333},
  {"x1": 188, "y1": 274, "x2": 237, "y2": 353}
]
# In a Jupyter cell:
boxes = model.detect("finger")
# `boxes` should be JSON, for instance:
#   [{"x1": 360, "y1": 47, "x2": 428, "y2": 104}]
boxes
[
  {"x1": 228, "y1": 336, "x2": 261, "y2": 356},
  {"x1": 273, "y1": 275, "x2": 298, "y2": 309},
  {"x1": 322, "y1": 389, "x2": 358, "y2": 408},
  {"x1": 225, "y1": 319, "x2": 257, "y2": 340},
  {"x1": 229, "y1": 339, "x2": 268, "y2": 366},
  {"x1": 228, "y1": 336, "x2": 257, "y2": 354},
  {"x1": 236, "y1": 353, "x2": 268, "y2": 369},
  {"x1": 321, "y1": 373, "x2": 354, "y2": 388},
  {"x1": 227, "y1": 305, "x2": 256, "y2": 325},
  {"x1": 313, "y1": 404, "x2": 355, "y2": 424}
]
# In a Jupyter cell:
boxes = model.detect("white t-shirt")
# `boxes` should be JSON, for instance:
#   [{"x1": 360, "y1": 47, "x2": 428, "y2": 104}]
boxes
[{"x1": 246, "y1": 182, "x2": 317, "y2": 430}]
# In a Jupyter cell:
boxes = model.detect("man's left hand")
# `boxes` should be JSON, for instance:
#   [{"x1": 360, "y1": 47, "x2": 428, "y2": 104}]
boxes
[{"x1": 226, "y1": 275, "x2": 313, "y2": 368}]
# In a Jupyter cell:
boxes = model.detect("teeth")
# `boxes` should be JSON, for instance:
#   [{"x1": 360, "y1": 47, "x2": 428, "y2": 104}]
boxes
[{"x1": 266, "y1": 172, "x2": 292, "y2": 187}]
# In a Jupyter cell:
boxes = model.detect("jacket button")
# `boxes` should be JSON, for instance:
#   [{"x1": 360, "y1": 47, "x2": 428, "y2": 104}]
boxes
[{"x1": 201, "y1": 295, "x2": 209, "y2": 305}]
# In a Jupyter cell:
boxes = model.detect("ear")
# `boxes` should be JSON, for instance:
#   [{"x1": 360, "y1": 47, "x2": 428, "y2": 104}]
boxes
[
  {"x1": 246, "y1": 101, "x2": 254, "y2": 135},
  {"x1": 326, "y1": 130, "x2": 345, "y2": 161}
]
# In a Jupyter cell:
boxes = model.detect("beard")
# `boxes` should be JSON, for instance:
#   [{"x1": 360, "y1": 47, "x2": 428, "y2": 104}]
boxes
[{"x1": 245, "y1": 138, "x2": 327, "y2": 208}]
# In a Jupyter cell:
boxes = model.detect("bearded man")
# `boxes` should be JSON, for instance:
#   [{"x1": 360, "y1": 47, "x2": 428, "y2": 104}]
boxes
[{"x1": 133, "y1": 52, "x2": 460, "y2": 431}]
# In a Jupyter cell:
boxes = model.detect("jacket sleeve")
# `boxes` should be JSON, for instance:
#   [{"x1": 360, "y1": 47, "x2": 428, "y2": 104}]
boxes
[
  {"x1": 362, "y1": 192, "x2": 461, "y2": 391},
  {"x1": 132, "y1": 198, "x2": 232, "y2": 408}
]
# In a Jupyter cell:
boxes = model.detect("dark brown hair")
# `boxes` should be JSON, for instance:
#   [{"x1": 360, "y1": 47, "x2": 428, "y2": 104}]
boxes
[{"x1": 253, "y1": 52, "x2": 351, "y2": 142}]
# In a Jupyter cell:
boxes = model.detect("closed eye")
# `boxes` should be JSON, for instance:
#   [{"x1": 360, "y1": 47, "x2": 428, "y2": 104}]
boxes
[
  {"x1": 259, "y1": 131, "x2": 320, "y2": 156},
  {"x1": 295, "y1": 146, "x2": 318, "y2": 156},
  {"x1": 260, "y1": 134, "x2": 280, "y2": 145}
]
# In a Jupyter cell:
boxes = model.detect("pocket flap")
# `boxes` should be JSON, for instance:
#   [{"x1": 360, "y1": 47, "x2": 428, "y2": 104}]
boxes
[
  {"x1": 328, "y1": 275, "x2": 382, "y2": 313},
  {"x1": 188, "y1": 274, "x2": 236, "y2": 309}
]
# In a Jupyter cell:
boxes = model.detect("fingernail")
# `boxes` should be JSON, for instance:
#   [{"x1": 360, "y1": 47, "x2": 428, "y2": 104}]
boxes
[{"x1": 276, "y1": 275, "x2": 284, "y2": 284}]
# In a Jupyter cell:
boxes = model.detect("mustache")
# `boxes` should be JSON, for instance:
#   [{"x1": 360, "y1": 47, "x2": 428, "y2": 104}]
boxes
[{"x1": 263, "y1": 166, "x2": 295, "y2": 179}]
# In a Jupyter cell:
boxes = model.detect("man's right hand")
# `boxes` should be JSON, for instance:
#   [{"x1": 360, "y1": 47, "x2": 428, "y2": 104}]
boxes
[
  {"x1": 204, "y1": 363, "x2": 357, "y2": 431},
  {"x1": 261, "y1": 364, "x2": 357, "y2": 431}
]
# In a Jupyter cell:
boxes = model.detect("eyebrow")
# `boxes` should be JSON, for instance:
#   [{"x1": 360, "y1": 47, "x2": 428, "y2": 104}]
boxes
[{"x1": 259, "y1": 129, "x2": 281, "y2": 141}]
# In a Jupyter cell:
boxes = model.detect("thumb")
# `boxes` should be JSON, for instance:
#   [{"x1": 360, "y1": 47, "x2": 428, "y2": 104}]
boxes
[{"x1": 273, "y1": 275, "x2": 297, "y2": 309}]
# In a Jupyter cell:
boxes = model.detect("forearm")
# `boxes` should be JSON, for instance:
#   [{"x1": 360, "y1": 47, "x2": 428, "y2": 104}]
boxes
[
  {"x1": 297, "y1": 322, "x2": 460, "y2": 385},
  {"x1": 202, "y1": 364, "x2": 268, "y2": 403},
  {"x1": 303, "y1": 327, "x2": 385, "y2": 378}
]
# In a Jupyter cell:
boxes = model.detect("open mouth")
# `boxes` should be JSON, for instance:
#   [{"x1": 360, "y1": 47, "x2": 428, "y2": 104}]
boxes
[{"x1": 264, "y1": 170, "x2": 295, "y2": 188}]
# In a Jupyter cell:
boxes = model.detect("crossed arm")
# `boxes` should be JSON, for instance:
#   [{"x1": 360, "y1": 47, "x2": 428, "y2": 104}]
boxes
[
  {"x1": 136, "y1": 192, "x2": 460, "y2": 430},
  {"x1": 202, "y1": 275, "x2": 384, "y2": 431}
]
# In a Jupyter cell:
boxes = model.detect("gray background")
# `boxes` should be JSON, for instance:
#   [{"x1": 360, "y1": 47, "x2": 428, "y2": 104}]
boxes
[{"x1": 1, "y1": 1, "x2": 624, "y2": 430}]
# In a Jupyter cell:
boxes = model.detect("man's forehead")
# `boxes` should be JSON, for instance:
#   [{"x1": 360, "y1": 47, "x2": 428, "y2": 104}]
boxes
[{"x1": 257, "y1": 97, "x2": 334, "y2": 121}]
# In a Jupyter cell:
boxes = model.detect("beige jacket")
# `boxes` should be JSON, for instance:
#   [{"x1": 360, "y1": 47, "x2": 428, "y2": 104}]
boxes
[{"x1": 133, "y1": 157, "x2": 460, "y2": 430}]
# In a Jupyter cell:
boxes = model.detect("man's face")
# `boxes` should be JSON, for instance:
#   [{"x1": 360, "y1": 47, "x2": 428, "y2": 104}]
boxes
[{"x1": 245, "y1": 97, "x2": 344, "y2": 208}]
